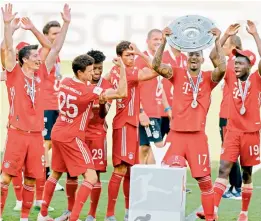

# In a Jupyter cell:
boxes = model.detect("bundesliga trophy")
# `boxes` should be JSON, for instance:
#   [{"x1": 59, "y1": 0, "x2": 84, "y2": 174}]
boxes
[{"x1": 129, "y1": 15, "x2": 216, "y2": 221}]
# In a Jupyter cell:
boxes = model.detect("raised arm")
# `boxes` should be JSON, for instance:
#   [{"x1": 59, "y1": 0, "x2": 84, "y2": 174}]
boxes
[
  {"x1": 152, "y1": 27, "x2": 173, "y2": 79},
  {"x1": 246, "y1": 20, "x2": 261, "y2": 76},
  {"x1": 21, "y1": 17, "x2": 52, "y2": 49},
  {"x1": 209, "y1": 28, "x2": 227, "y2": 83},
  {"x1": 45, "y1": 4, "x2": 71, "y2": 73},
  {"x1": 1, "y1": 17, "x2": 20, "y2": 68},
  {"x1": 137, "y1": 67, "x2": 158, "y2": 81},
  {"x1": 209, "y1": 23, "x2": 240, "y2": 67},
  {"x1": 101, "y1": 57, "x2": 127, "y2": 101},
  {"x1": 1, "y1": 3, "x2": 17, "y2": 71}
]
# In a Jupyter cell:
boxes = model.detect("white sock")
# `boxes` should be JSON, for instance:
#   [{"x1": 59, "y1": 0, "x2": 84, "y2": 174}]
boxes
[
  {"x1": 240, "y1": 211, "x2": 248, "y2": 215},
  {"x1": 20, "y1": 218, "x2": 28, "y2": 221},
  {"x1": 214, "y1": 206, "x2": 219, "y2": 214}
]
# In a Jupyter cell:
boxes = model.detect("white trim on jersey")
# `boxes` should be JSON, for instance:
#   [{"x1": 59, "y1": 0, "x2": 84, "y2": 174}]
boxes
[
  {"x1": 10, "y1": 86, "x2": 15, "y2": 116},
  {"x1": 80, "y1": 103, "x2": 92, "y2": 131},
  {"x1": 76, "y1": 137, "x2": 91, "y2": 164},
  {"x1": 121, "y1": 126, "x2": 127, "y2": 157},
  {"x1": 104, "y1": 137, "x2": 107, "y2": 160},
  {"x1": 128, "y1": 87, "x2": 135, "y2": 116}
]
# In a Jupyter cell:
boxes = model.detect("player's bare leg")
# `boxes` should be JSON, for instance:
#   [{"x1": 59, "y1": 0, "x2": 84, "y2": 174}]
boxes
[
  {"x1": 37, "y1": 171, "x2": 63, "y2": 221},
  {"x1": 139, "y1": 145, "x2": 150, "y2": 164},
  {"x1": 197, "y1": 160, "x2": 234, "y2": 220},
  {"x1": 86, "y1": 171, "x2": 102, "y2": 221},
  {"x1": 146, "y1": 141, "x2": 164, "y2": 164},
  {"x1": 69, "y1": 169, "x2": 97, "y2": 221},
  {"x1": 105, "y1": 164, "x2": 128, "y2": 221},
  {"x1": 237, "y1": 166, "x2": 253, "y2": 221},
  {"x1": 0, "y1": 172, "x2": 13, "y2": 219}
]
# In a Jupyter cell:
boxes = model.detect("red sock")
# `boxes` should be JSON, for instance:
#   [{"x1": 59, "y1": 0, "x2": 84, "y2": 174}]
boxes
[
  {"x1": 40, "y1": 177, "x2": 57, "y2": 217},
  {"x1": 36, "y1": 176, "x2": 45, "y2": 201},
  {"x1": 0, "y1": 182, "x2": 9, "y2": 217},
  {"x1": 69, "y1": 181, "x2": 94, "y2": 221},
  {"x1": 88, "y1": 182, "x2": 102, "y2": 218},
  {"x1": 66, "y1": 178, "x2": 78, "y2": 211},
  {"x1": 214, "y1": 181, "x2": 226, "y2": 209},
  {"x1": 198, "y1": 176, "x2": 214, "y2": 220},
  {"x1": 21, "y1": 184, "x2": 35, "y2": 218},
  {"x1": 106, "y1": 172, "x2": 124, "y2": 217},
  {"x1": 123, "y1": 170, "x2": 130, "y2": 210},
  {"x1": 12, "y1": 172, "x2": 23, "y2": 201},
  {"x1": 242, "y1": 187, "x2": 253, "y2": 212}
]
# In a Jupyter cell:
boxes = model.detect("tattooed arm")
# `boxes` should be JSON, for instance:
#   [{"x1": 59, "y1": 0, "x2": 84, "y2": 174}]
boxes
[
  {"x1": 152, "y1": 27, "x2": 173, "y2": 79},
  {"x1": 210, "y1": 28, "x2": 227, "y2": 83}
]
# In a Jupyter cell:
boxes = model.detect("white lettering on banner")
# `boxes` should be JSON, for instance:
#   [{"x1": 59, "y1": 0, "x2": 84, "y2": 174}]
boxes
[{"x1": 10, "y1": 1, "x2": 261, "y2": 61}]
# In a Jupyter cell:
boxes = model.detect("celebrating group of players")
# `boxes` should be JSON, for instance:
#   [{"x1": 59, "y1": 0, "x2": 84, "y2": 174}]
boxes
[{"x1": 0, "y1": 3, "x2": 261, "y2": 221}]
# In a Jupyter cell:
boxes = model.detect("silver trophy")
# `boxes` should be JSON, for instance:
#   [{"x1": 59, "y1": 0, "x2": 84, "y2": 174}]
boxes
[{"x1": 167, "y1": 15, "x2": 216, "y2": 52}]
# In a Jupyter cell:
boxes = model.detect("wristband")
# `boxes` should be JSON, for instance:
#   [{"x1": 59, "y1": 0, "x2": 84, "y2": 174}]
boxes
[{"x1": 164, "y1": 106, "x2": 171, "y2": 112}]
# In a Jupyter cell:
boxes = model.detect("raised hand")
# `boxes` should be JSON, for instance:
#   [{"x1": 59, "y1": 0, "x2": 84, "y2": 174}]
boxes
[
  {"x1": 112, "y1": 57, "x2": 124, "y2": 67},
  {"x1": 225, "y1": 23, "x2": 240, "y2": 36},
  {"x1": 209, "y1": 28, "x2": 221, "y2": 41},
  {"x1": 11, "y1": 17, "x2": 21, "y2": 31},
  {"x1": 61, "y1": 3, "x2": 71, "y2": 23},
  {"x1": 129, "y1": 43, "x2": 142, "y2": 55},
  {"x1": 162, "y1": 27, "x2": 172, "y2": 41},
  {"x1": 1, "y1": 3, "x2": 18, "y2": 24},
  {"x1": 246, "y1": 20, "x2": 258, "y2": 36},
  {"x1": 21, "y1": 17, "x2": 35, "y2": 30}
]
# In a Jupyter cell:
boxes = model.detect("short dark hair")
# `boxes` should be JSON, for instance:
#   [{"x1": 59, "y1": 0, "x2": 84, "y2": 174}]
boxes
[
  {"x1": 87, "y1": 49, "x2": 106, "y2": 64},
  {"x1": 230, "y1": 35, "x2": 242, "y2": 50},
  {"x1": 147, "y1": 29, "x2": 162, "y2": 39},
  {"x1": 72, "y1": 54, "x2": 94, "y2": 76},
  {"x1": 43, "y1": 21, "x2": 61, "y2": 35},
  {"x1": 18, "y1": 45, "x2": 39, "y2": 65},
  {"x1": 116, "y1": 41, "x2": 131, "y2": 56}
]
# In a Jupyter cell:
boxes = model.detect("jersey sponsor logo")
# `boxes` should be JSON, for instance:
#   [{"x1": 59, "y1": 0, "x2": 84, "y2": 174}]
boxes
[
  {"x1": 182, "y1": 81, "x2": 202, "y2": 95},
  {"x1": 93, "y1": 86, "x2": 103, "y2": 95}
]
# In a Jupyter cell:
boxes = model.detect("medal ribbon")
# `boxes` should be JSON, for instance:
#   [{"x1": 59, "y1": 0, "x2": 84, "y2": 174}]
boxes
[
  {"x1": 237, "y1": 75, "x2": 251, "y2": 108},
  {"x1": 186, "y1": 71, "x2": 202, "y2": 102}
]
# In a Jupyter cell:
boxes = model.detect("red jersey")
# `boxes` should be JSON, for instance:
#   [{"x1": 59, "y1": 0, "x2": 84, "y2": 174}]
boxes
[
  {"x1": 225, "y1": 69, "x2": 261, "y2": 132},
  {"x1": 219, "y1": 55, "x2": 235, "y2": 118},
  {"x1": 42, "y1": 54, "x2": 61, "y2": 110},
  {"x1": 51, "y1": 77, "x2": 104, "y2": 143},
  {"x1": 85, "y1": 78, "x2": 112, "y2": 139},
  {"x1": 110, "y1": 66, "x2": 140, "y2": 129},
  {"x1": 6, "y1": 63, "x2": 48, "y2": 131},
  {"x1": 135, "y1": 51, "x2": 162, "y2": 118},
  {"x1": 161, "y1": 50, "x2": 188, "y2": 116},
  {"x1": 169, "y1": 67, "x2": 218, "y2": 132}
]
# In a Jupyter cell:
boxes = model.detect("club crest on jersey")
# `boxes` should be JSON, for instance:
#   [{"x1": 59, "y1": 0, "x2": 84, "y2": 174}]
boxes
[
  {"x1": 128, "y1": 152, "x2": 134, "y2": 160},
  {"x1": 93, "y1": 86, "x2": 103, "y2": 95},
  {"x1": 3, "y1": 161, "x2": 10, "y2": 168}
]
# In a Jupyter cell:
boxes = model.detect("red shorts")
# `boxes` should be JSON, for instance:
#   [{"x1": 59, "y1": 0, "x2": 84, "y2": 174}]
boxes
[
  {"x1": 52, "y1": 137, "x2": 94, "y2": 177},
  {"x1": 221, "y1": 131, "x2": 260, "y2": 166},
  {"x1": 85, "y1": 136, "x2": 107, "y2": 172},
  {"x1": 162, "y1": 130, "x2": 211, "y2": 178},
  {"x1": 112, "y1": 124, "x2": 139, "y2": 167},
  {"x1": 2, "y1": 128, "x2": 44, "y2": 179}
]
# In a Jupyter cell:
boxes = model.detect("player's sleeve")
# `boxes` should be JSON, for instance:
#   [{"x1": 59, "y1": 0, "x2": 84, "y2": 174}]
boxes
[
  {"x1": 98, "y1": 77, "x2": 113, "y2": 90},
  {"x1": 39, "y1": 63, "x2": 49, "y2": 80}
]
